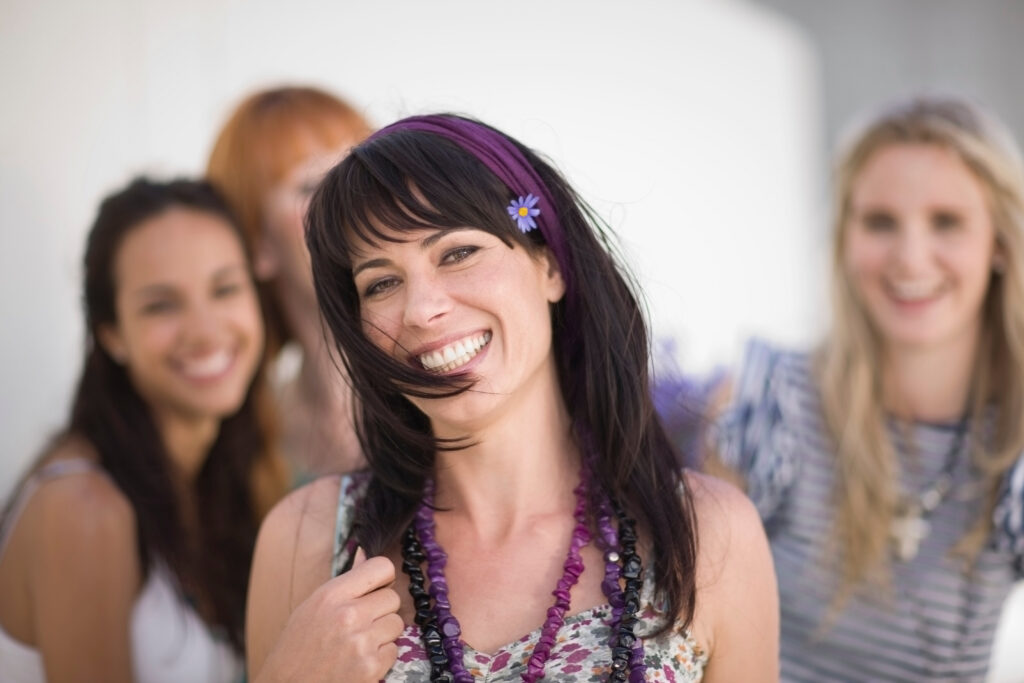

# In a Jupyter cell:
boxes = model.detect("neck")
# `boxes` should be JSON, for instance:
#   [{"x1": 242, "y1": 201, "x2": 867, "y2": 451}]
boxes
[
  {"x1": 155, "y1": 412, "x2": 219, "y2": 483},
  {"x1": 882, "y1": 330, "x2": 980, "y2": 422},
  {"x1": 431, "y1": 368, "x2": 579, "y2": 541},
  {"x1": 276, "y1": 281, "x2": 351, "y2": 408}
]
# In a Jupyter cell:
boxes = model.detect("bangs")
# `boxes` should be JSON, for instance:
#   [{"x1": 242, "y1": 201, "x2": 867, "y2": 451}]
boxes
[{"x1": 326, "y1": 130, "x2": 538, "y2": 267}]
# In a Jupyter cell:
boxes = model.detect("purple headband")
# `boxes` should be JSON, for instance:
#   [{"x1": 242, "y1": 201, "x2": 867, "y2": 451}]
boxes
[{"x1": 366, "y1": 115, "x2": 574, "y2": 296}]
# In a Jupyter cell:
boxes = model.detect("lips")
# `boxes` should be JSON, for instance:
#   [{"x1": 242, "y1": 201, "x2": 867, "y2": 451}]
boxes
[
  {"x1": 417, "y1": 332, "x2": 492, "y2": 373},
  {"x1": 177, "y1": 349, "x2": 236, "y2": 381},
  {"x1": 885, "y1": 279, "x2": 943, "y2": 304}
]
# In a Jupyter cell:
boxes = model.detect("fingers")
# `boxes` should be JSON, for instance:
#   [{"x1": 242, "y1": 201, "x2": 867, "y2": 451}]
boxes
[
  {"x1": 357, "y1": 583, "x2": 402, "y2": 622},
  {"x1": 339, "y1": 552, "x2": 396, "y2": 597},
  {"x1": 372, "y1": 611, "x2": 406, "y2": 644},
  {"x1": 368, "y1": 614, "x2": 405, "y2": 680}
]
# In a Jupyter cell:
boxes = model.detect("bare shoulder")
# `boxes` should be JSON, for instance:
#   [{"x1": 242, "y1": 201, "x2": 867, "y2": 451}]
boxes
[
  {"x1": 255, "y1": 474, "x2": 343, "y2": 593},
  {"x1": 684, "y1": 470, "x2": 779, "y2": 681},
  {"x1": 250, "y1": 475, "x2": 343, "y2": 610},
  {"x1": 247, "y1": 474, "x2": 344, "y2": 675},
  {"x1": 31, "y1": 442, "x2": 135, "y2": 551},
  {"x1": 685, "y1": 470, "x2": 761, "y2": 552}
]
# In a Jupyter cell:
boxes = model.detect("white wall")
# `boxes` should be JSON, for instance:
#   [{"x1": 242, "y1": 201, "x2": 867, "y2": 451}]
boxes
[
  {"x1": 0, "y1": 0, "x2": 821, "y2": 494},
  {"x1": 2, "y1": 1, "x2": 1022, "y2": 679}
]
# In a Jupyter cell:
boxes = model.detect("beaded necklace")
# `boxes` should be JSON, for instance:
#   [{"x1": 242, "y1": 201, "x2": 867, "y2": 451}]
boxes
[{"x1": 401, "y1": 473, "x2": 647, "y2": 682}]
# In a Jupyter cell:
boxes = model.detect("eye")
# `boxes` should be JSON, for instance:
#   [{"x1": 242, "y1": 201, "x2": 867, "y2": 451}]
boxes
[
  {"x1": 363, "y1": 276, "x2": 400, "y2": 298},
  {"x1": 141, "y1": 299, "x2": 176, "y2": 315},
  {"x1": 861, "y1": 211, "x2": 897, "y2": 232},
  {"x1": 442, "y1": 245, "x2": 479, "y2": 264},
  {"x1": 214, "y1": 282, "x2": 244, "y2": 298},
  {"x1": 932, "y1": 210, "x2": 962, "y2": 231}
]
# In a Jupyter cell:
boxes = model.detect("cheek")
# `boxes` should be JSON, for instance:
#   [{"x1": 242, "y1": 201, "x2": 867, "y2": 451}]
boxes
[
  {"x1": 266, "y1": 195, "x2": 307, "y2": 243},
  {"x1": 360, "y1": 308, "x2": 400, "y2": 353},
  {"x1": 126, "y1": 319, "x2": 177, "y2": 364},
  {"x1": 236, "y1": 295, "x2": 265, "y2": 343},
  {"x1": 843, "y1": 234, "x2": 886, "y2": 285}
]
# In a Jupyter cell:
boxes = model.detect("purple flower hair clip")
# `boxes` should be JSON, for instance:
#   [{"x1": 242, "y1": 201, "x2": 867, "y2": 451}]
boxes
[{"x1": 507, "y1": 193, "x2": 540, "y2": 233}]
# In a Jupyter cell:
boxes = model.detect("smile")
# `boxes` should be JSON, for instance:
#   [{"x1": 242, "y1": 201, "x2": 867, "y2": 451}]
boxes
[
  {"x1": 178, "y1": 349, "x2": 236, "y2": 380},
  {"x1": 418, "y1": 332, "x2": 492, "y2": 373},
  {"x1": 885, "y1": 279, "x2": 943, "y2": 303}
]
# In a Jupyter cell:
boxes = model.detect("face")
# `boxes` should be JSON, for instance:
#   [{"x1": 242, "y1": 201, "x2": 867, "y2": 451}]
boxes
[
  {"x1": 261, "y1": 141, "x2": 359, "y2": 304},
  {"x1": 843, "y1": 143, "x2": 999, "y2": 355},
  {"x1": 351, "y1": 227, "x2": 565, "y2": 435},
  {"x1": 99, "y1": 208, "x2": 264, "y2": 427}
]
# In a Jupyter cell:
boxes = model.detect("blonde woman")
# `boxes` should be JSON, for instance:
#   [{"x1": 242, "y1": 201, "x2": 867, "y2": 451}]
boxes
[{"x1": 715, "y1": 96, "x2": 1024, "y2": 681}]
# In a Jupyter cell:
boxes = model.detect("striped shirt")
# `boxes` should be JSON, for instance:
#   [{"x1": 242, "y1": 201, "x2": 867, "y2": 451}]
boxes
[{"x1": 715, "y1": 341, "x2": 1024, "y2": 682}]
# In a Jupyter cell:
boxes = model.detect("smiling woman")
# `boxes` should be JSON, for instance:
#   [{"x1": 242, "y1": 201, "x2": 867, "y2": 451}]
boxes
[
  {"x1": 244, "y1": 114, "x2": 779, "y2": 683},
  {"x1": 0, "y1": 178, "x2": 288, "y2": 683},
  {"x1": 207, "y1": 86, "x2": 373, "y2": 481},
  {"x1": 711, "y1": 95, "x2": 1024, "y2": 682}
]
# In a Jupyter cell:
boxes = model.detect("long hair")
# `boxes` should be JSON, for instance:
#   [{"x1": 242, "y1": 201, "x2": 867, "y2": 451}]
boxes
[
  {"x1": 306, "y1": 115, "x2": 699, "y2": 629},
  {"x1": 67, "y1": 178, "x2": 286, "y2": 651},
  {"x1": 206, "y1": 86, "x2": 373, "y2": 352},
  {"x1": 819, "y1": 95, "x2": 1024, "y2": 599}
]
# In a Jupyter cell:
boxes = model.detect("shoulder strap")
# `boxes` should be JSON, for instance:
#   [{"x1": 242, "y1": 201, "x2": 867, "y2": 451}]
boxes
[
  {"x1": 330, "y1": 473, "x2": 371, "y2": 577},
  {"x1": 0, "y1": 458, "x2": 105, "y2": 559}
]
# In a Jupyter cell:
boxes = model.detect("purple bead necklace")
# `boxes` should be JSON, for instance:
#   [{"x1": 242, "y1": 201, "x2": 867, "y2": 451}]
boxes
[{"x1": 402, "y1": 469, "x2": 646, "y2": 682}]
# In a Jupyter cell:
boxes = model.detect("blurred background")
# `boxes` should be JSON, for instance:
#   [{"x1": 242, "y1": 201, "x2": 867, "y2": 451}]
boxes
[{"x1": 1, "y1": 0, "x2": 1022, "y2": 678}]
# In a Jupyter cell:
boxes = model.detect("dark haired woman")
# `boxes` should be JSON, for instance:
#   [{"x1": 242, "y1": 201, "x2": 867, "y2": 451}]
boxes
[
  {"x1": 0, "y1": 179, "x2": 288, "y2": 682},
  {"x1": 246, "y1": 115, "x2": 778, "y2": 682}
]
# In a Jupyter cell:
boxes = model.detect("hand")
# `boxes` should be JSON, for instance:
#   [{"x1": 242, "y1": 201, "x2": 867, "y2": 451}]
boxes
[{"x1": 254, "y1": 549, "x2": 404, "y2": 683}]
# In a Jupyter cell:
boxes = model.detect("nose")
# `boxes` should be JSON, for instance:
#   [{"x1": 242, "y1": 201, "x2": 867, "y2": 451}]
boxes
[
  {"x1": 402, "y1": 272, "x2": 453, "y2": 329},
  {"x1": 182, "y1": 300, "x2": 222, "y2": 350},
  {"x1": 892, "y1": 221, "x2": 932, "y2": 273}
]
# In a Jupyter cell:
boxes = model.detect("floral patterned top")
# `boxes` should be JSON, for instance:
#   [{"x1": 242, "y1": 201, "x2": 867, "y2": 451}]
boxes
[{"x1": 330, "y1": 474, "x2": 708, "y2": 682}]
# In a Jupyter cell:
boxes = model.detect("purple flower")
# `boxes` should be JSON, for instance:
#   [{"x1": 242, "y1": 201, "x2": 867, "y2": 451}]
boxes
[{"x1": 507, "y1": 193, "x2": 540, "y2": 232}]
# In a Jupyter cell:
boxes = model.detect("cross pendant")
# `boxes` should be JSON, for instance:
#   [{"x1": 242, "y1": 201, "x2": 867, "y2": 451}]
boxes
[{"x1": 890, "y1": 512, "x2": 930, "y2": 562}]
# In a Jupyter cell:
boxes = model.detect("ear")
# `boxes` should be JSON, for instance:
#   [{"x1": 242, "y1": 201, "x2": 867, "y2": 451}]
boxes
[
  {"x1": 252, "y1": 233, "x2": 280, "y2": 281},
  {"x1": 97, "y1": 324, "x2": 128, "y2": 365},
  {"x1": 537, "y1": 247, "x2": 566, "y2": 303},
  {"x1": 993, "y1": 238, "x2": 1007, "y2": 274}
]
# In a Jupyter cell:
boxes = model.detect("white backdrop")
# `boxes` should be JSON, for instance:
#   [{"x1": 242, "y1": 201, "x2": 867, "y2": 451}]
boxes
[
  {"x1": 2, "y1": 0, "x2": 1023, "y2": 678},
  {"x1": 0, "y1": 0, "x2": 822, "y2": 492}
]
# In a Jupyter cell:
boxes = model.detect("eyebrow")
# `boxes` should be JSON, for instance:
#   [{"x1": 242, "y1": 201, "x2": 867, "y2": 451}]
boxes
[
  {"x1": 128, "y1": 263, "x2": 247, "y2": 299},
  {"x1": 351, "y1": 228, "x2": 473, "y2": 277}
]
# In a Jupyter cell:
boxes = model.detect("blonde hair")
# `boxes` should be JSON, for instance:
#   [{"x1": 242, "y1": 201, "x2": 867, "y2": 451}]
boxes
[
  {"x1": 207, "y1": 86, "x2": 373, "y2": 350},
  {"x1": 819, "y1": 95, "x2": 1024, "y2": 601}
]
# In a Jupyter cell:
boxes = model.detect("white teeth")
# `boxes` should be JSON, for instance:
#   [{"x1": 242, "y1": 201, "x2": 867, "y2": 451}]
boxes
[
  {"x1": 418, "y1": 332, "x2": 492, "y2": 373},
  {"x1": 181, "y1": 350, "x2": 232, "y2": 379},
  {"x1": 889, "y1": 281, "x2": 940, "y2": 300}
]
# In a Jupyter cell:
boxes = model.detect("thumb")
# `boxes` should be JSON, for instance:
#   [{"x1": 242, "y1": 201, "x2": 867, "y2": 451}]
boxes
[{"x1": 351, "y1": 545, "x2": 367, "y2": 568}]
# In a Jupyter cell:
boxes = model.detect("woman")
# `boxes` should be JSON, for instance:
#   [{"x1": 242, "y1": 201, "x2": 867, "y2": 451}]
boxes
[
  {"x1": 715, "y1": 96, "x2": 1024, "y2": 681},
  {"x1": 0, "y1": 179, "x2": 287, "y2": 682},
  {"x1": 246, "y1": 114, "x2": 778, "y2": 682},
  {"x1": 207, "y1": 86, "x2": 373, "y2": 479}
]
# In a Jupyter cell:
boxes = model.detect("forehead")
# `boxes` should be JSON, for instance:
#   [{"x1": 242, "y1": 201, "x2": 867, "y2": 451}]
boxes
[
  {"x1": 114, "y1": 208, "x2": 245, "y2": 287},
  {"x1": 852, "y1": 144, "x2": 987, "y2": 208}
]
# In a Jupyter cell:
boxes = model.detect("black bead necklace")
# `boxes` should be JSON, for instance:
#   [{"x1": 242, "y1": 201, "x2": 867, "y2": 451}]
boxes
[{"x1": 400, "y1": 494, "x2": 646, "y2": 682}]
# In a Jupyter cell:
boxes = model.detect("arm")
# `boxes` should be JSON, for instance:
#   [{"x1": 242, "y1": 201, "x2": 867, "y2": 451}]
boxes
[
  {"x1": 31, "y1": 471, "x2": 141, "y2": 683},
  {"x1": 246, "y1": 476, "x2": 404, "y2": 683},
  {"x1": 688, "y1": 471, "x2": 779, "y2": 683}
]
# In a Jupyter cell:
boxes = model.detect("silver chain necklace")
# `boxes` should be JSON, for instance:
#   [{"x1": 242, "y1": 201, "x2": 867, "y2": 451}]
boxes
[{"x1": 889, "y1": 416, "x2": 969, "y2": 562}]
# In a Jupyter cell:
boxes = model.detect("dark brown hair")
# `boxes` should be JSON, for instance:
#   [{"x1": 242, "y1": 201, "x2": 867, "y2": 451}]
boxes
[
  {"x1": 306, "y1": 116, "x2": 699, "y2": 630},
  {"x1": 72, "y1": 178, "x2": 286, "y2": 651}
]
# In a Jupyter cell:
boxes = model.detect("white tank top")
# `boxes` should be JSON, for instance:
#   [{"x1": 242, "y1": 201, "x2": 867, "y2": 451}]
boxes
[{"x1": 0, "y1": 459, "x2": 243, "y2": 683}]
